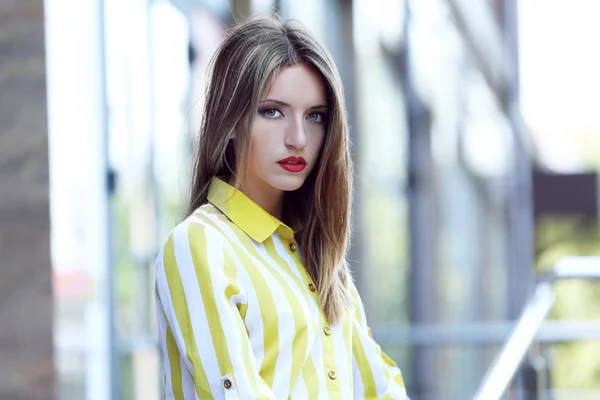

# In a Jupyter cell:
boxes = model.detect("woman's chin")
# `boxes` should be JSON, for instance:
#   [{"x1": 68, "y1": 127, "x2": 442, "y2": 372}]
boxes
[{"x1": 271, "y1": 176, "x2": 306, "y2": 192}]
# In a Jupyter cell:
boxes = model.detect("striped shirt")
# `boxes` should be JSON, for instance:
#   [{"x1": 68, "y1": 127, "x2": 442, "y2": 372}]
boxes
[{"x1": 155, "y1": 177, "x2": 408, "y2": 399}]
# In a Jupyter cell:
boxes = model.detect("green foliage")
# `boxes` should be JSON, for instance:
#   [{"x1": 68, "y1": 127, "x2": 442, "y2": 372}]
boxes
[{"x1": 535, "y1": 215, "x2": 600, "y2": 389}]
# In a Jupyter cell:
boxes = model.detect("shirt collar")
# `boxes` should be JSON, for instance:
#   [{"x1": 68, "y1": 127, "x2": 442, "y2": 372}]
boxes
[{"x1": 207, "y1": 177, "x2": 297, "y2": 242}]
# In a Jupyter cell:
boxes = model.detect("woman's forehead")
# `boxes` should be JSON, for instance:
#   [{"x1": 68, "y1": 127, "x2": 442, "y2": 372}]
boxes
[{"x1": 261, "y1": 64, "x2": 327, "y2": 107}]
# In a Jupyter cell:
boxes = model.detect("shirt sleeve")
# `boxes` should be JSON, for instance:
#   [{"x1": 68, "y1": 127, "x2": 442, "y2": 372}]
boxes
[
  {"x1": 350, "y1": 283, "x2": 410, "y2": 400},
  {"x1": 155, "y1": 221, "x2": 276, "y2": 400}
]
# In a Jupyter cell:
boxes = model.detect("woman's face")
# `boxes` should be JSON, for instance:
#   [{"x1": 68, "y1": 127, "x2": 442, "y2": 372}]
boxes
[{"x1": 242, "y1": 64, "x2": 328, "y2": 199}]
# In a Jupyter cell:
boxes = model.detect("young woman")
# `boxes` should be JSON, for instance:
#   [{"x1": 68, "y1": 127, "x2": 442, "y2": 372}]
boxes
[{"x1": 155, "y1": 15, "x2": 409, "y2": 400}]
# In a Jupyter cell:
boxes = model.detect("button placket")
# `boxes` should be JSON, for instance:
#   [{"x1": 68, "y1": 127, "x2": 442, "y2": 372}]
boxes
[
  {"x1": 220, "y1": 373, "x2": 238, "y2": 399},
  {"x1": 321, "y1": 320, "x2": 338, "y2": 389}
]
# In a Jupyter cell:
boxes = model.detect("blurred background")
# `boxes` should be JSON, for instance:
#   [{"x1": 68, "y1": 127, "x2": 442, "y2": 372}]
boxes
[{"x1": 1, "y1": 0, "x2": 600, "y2": 399}]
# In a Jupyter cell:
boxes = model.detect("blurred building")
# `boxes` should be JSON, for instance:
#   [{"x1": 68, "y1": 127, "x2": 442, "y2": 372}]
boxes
[
  {"x1": 7, "y1": 0, "x2": 596, "y2": 399},
  {"x1": 0, "y1": 0, "x2": 54, "y2": 399}
]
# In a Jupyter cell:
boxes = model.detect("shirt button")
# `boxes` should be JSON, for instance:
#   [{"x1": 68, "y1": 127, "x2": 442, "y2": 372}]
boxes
[
  {"x1": 223, "y1": 379, "x2": 232, "y2": 389},
  {"x1": 328, "y1": 370, "x2": 337, "y2": 380},
  {"x1": 323, "y1": 326, "x2": 331, "y2": 336},
  {"x1": 308, "y1": 283, "x2": 316, "y2": 292},
  {"x1": 288, "y1": 242, "x2": 297, "y2": 252}
]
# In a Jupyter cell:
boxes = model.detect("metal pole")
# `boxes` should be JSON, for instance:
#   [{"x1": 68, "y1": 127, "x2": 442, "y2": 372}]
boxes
[
  {"x1": 504, "y1": 0, "x2": 532, "y2": 330},
  {"x1": 402, "y1": 2, "x2": 435, "y2": 398},
  {"x1": 96, "y1": 2, "x2": 118, "y2": 398},
  {"x1": 322, "y1": 0, "x2": 363, "y2": 296},
  {"x1": 273, "y1": 0, "x2": 283, "y2": 15},
  {"x1": 503, "y1": 0, "x2": 534, "y2": 397},
  {"x1": 45, "y1": 0, "x2": 116, "y2": 398}
]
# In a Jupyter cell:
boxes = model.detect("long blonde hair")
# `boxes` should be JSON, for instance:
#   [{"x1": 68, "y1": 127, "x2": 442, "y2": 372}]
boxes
[{"x1": 187, "y1": 15, "x2": 354, "y2": 324}]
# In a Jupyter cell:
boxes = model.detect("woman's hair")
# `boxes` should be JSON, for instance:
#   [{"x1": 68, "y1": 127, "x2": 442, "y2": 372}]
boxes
[{"x1": 187, "y1": 15, "x2": 354, "y2": 325}]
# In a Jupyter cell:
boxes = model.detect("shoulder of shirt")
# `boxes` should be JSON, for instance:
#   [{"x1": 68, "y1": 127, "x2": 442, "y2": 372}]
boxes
[
  {"x1": 155, "y1": 205, "x2": 238, "y2": 290},
  {"x1": 184, "y1": 202, "x2": 228, "y2": 227},
  {"x1": 155, "y1": 204, "x2": 233, "y2": 273},
  {"x1": 159, "y1": 203, "x2": 230, "y2": 250}
]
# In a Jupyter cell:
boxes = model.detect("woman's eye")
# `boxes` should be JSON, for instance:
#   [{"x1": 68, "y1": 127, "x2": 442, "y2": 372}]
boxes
[
  {"x1": 307, "y1": 112, "x2": 324, "y2": 122},
  {"x1": 259, "y1": 107, "x2": 282, "y2": 118}
]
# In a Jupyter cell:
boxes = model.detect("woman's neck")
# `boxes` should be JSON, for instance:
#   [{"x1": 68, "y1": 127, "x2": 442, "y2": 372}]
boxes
[{"x1": 229, "y1": 175, "x2": 284, "y2": 220}]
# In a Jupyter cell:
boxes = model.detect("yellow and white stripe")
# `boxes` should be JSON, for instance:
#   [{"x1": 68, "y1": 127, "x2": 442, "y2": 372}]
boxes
[{"x1": 155, "y1": 177, "x2": 408, "y2": 399}]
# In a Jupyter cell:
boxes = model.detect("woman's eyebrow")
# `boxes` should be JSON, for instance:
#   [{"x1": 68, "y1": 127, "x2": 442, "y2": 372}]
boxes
[
  {"x1": 260, "y1": 99, "x2": 290, "y2": 107},
  {"x1": 260, "y1": 99, "x2": 328, "y2": 110}
]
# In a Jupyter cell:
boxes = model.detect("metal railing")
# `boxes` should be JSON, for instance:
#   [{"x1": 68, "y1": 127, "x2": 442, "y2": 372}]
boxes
[
  {"x1": 473, "y1": 256, "x2": 600, "y2": 400},
  {"x1": 373, "y1": 320, "x2": 600, "y2": 347}
]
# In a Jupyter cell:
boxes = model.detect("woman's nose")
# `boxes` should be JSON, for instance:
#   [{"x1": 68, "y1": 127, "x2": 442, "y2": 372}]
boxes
[{"x1": 285, "y1": 118, "x2": 307, "y2": 149}]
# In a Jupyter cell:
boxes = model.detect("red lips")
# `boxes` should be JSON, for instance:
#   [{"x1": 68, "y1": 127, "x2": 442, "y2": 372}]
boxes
[{"x1": 277, "y1": 156, "x2": 307, "y2": 173}]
